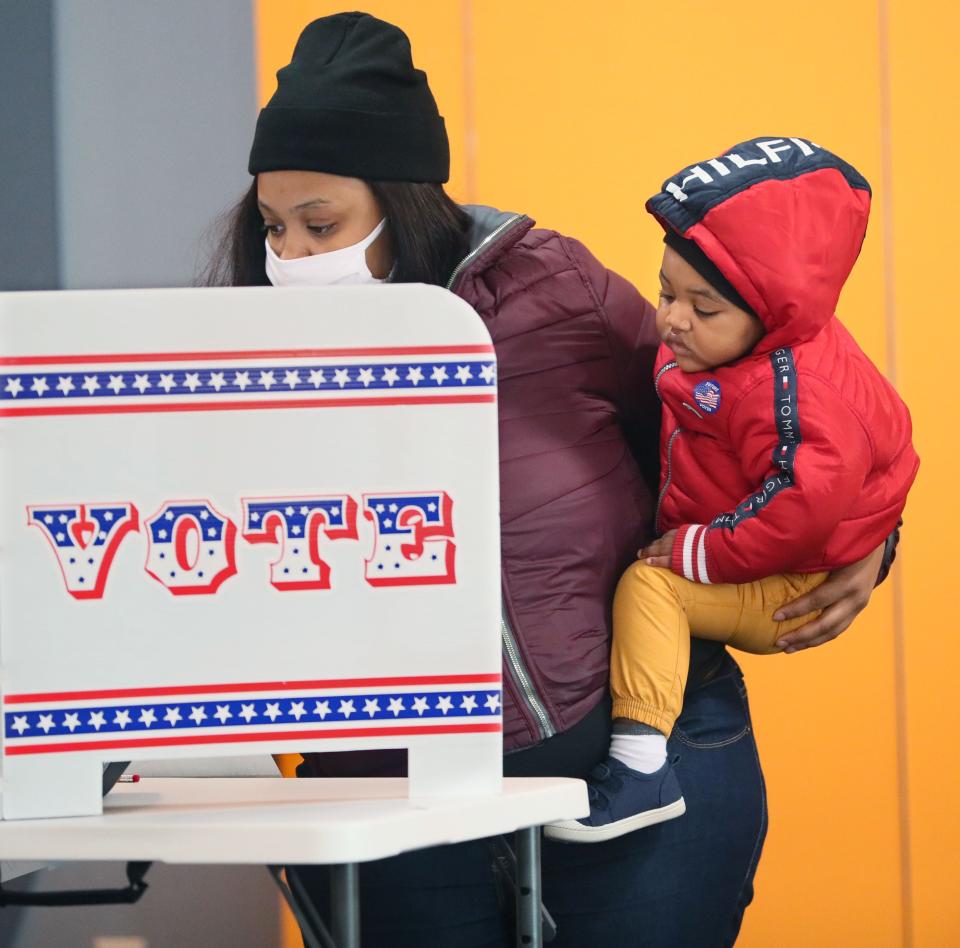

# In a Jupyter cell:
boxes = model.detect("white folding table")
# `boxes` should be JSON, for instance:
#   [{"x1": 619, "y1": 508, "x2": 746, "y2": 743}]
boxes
[{"x1": 0, "y1": 775, "x2": 588, "y2": 947}]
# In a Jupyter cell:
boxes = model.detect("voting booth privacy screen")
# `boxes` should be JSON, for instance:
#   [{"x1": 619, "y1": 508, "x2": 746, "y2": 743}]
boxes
[{"x1": 0, "y1": 285, "x2": 502, "y2": 819}]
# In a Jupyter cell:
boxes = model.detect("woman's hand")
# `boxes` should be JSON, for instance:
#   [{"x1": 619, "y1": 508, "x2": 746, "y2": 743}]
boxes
[
  {"x1": 638, "y1": 529, "x2": 678, "y2": 569},
  {"x1": 773, "y1": 541, "x2": 885, "y2": 653}
]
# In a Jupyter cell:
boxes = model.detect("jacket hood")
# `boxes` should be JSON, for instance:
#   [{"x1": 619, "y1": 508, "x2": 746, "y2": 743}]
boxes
[{"x1": 646, "y1": 137, "x2": 871, "y2": 352}]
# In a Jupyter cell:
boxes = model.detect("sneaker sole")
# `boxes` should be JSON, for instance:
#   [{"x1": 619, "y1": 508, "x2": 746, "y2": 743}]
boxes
[{"x1": 543, "y1": 797, "x2": 686, "y2": 844}]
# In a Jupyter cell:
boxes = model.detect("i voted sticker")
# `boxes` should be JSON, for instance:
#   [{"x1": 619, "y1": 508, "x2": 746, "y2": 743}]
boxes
[{"x1": 693, "y1": 380, "x2": 721, "y2": 414}]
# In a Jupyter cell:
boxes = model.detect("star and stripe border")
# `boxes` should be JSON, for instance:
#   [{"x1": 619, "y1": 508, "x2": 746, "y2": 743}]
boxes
[
  {"x1": 0, "y1": 345, "x2": 497, "y2": 417},
  {"x1": 2, "y1": 674, "x2": 502, "y2": 756}
]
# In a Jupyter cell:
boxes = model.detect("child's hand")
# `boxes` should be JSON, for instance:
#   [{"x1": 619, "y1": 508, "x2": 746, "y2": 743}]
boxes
[{"x1": 638, "y1": 529, "x2": 678, "y2": 569}]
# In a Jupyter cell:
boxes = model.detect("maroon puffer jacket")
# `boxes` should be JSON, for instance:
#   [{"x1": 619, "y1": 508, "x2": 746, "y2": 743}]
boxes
[
  {"x1": 299, "y1": 206, "x2": 661, "y2": 778},
  {"x1": 448, "y1": 206, "x2": 660, "y2": 750}
]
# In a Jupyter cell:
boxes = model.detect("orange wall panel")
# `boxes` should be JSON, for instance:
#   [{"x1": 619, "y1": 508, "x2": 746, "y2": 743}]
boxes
[
  {"x1": 888, "y1": 2, "x2": 960, "y2": 944},
  {"x1": 471, "y1": 3, "x2": 902, "y2": 944},
  {"x1": 253, "y1": 3, "x2": 957, "y2": 945}
]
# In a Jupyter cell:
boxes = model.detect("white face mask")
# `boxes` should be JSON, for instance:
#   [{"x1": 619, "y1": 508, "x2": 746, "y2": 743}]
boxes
[{"x1": 264, "y1": 219, "x2": 388, "y2": 287}]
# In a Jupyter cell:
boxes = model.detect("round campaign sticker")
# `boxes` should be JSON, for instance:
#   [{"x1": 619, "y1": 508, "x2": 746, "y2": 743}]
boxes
[{"x1": 693, "y1": 380, "x2": 721, "y2": 414}]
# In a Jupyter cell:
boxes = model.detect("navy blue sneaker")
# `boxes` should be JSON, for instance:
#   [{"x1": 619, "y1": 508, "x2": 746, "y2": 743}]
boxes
[{"x1": 544, "y1": 755, "x2": 685, "y2": 843}]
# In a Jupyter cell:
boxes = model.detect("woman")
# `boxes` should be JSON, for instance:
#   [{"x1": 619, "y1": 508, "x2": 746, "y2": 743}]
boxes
[{"x1": 208, "y1": 13, "x2": 889, "y2": 946}]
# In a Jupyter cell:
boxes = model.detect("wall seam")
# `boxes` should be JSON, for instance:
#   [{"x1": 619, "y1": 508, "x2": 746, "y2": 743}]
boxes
[
  {"x1": 459, "y1": 0, "x2": 477, "y2": 204},
  {"x1": 878, "y1": 2, "x2": 913, "y2": 945}
]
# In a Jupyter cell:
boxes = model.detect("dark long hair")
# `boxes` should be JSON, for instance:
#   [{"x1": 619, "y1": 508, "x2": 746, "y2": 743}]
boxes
[{"x1": 203, "y1": 179, "x2": 471, "y2": 288}]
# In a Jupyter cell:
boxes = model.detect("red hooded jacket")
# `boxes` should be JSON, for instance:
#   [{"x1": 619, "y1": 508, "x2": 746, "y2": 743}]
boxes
[{"x1": 646, "y1": 137, "x2": 919, "y2": 584}]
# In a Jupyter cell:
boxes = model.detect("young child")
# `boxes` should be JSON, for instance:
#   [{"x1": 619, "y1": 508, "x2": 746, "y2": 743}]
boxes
[{"x1": 546, "y1": 137, "x2": 919, "y2": 843}]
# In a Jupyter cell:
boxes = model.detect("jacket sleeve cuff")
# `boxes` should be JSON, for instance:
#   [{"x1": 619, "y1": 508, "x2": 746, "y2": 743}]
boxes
[{"x1": 670, "y1": 524, "x2": 713, "y2": 584}]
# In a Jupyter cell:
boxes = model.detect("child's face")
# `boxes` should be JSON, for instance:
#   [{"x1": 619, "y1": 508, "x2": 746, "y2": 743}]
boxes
[{"x1": 656, "y1": 246, "x2": 765, "y2": 373}]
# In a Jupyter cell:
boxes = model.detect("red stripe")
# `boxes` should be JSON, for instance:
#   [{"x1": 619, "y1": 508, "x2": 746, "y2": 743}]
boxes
[
  {"x1": 5, "y1": 674, "x2": 503, "y2": 704},
  {"x1": 4, "y1": 723, "x2": 502, "y2": 756},
  {"x1": 691, "y1": 526, "x2": 704, "y2": 583},
  {"x1": 0, "y1": 394, "x2": 496, "y2": 418},
  {"x1": 0, "y1": 345, "x2": 495, "y2": 367}
]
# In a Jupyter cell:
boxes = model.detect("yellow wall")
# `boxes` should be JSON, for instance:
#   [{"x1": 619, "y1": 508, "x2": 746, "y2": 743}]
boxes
[{"x1": 255, "y1": 3, "x2": 959, "y2": 945}]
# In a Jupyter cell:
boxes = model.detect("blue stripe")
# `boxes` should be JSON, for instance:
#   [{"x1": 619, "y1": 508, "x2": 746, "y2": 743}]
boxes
[
  {"x1": 0, "y1": 361, "x2": 496, "y2": 401},
  {"x1": 4, "y1": 689, "x2": 503, "y2": 739}
]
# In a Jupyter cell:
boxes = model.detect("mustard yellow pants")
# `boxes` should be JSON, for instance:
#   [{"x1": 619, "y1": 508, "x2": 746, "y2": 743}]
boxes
[{"x1": 610, "y1": 562, "x2": 827, "y2": 735}]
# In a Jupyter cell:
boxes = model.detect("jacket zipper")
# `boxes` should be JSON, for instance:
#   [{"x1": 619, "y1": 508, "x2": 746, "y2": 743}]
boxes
[
  {"x1": 654, "y1": 361, "x2": 680, "y2": 534},
  {"x1": 501, "y1": 603, "x2": 556, "y2": 741},
  {"x1": 445, "y1": 214, "x2": 524, "y2": 292},
  {"x1": 447, "y1": 212, "x2": 554, "y2": 743}
]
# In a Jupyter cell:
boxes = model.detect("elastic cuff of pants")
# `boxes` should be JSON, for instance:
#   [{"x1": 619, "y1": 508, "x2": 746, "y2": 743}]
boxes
[{"x1": 610, "y1": 699, "x2": 673, "y2": 735}]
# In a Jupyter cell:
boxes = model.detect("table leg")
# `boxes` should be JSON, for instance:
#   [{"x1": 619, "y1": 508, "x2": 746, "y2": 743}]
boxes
[
  {"x1": 330, "y1": 863, "x2": 361, "y2": 948},
  {"x1": 268, "y1": 866, "x2": 335, "y2": 948},
  {"x1": 515, "y1": 828, "x2": 542, "y2": 948}
]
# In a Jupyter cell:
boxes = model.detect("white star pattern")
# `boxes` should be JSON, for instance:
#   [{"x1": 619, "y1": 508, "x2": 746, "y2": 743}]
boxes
[
  {"x1": 264, "y1": 702, "x2": 282, "y2": 721},
  {"x1": 1, "y1": 357, "x2": 496, "y2": 406},
  {"x1": 411, "y1": 696, "x2": 429, "y2": 716},
  {"x1": 4, "y1": 688, "x2": 504, "y2": 744},
  {"x1": 289, "y1": 701, "x2": 306, "y2": 720}
]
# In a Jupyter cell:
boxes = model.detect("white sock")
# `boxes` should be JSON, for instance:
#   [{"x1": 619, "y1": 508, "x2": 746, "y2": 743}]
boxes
[{"x1": 609, "y1": 732, "x2": 667, "y2": 774}]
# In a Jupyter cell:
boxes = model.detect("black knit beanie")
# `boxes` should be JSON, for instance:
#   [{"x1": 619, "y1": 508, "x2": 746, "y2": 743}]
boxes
[
  {"x1": 248, "y1": 12, "x2": 449, "y2": 183},
  {"x1": 663, "y1": 230, "x2": 756, "y2": 316}
]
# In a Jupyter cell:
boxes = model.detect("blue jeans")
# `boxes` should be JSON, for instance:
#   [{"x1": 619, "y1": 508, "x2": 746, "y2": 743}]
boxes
[{"x1": 291, "y1": 655, "x2": 767, "y2": 947}]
